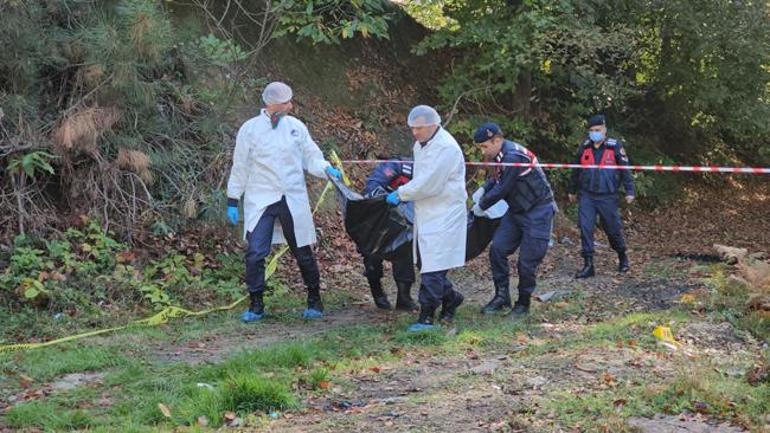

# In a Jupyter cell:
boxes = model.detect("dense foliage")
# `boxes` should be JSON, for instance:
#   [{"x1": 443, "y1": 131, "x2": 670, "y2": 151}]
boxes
[
  {"x1": 1, "y1": 0, "x2": 768, "y2": 241},
  {"x1": 412, "y1": 0, "x2": 770, "y2": 165}
]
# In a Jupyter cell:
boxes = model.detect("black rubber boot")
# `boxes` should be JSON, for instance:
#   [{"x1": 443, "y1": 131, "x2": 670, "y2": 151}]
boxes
[
  {"x1": 481, "y1": 284, "x2": 512, "y2": 314},
  {"x1": 249, "y1": 292, "x2": 265, "y2": 315},
  {"x1": 408, "y1": 306, "x2": 436, "y2": 332},
  {"x1": 241, "y1": 292, "x2": 265, "y2": 323},
  {"x1": 369, "y1": 279, "x2": 392, "y2": 310},
  {"x1": 438, "y1": 290, "x2": 464, "y2": 322},
  {"x1": 575, "y1": 257, "x2": 595, "y2": 279},
  {"x1": 303, "y1": 286, "x2": 324, "y2": 319},
  {"x1": 395, "y1": 281, "x2": 418, "y2": 311},
  {"x1": 509, "y1": 294, "x2": 530, "y2": 319},
  {"x1": 618, "y1": 251, "x2": 630, "y2": 273}
]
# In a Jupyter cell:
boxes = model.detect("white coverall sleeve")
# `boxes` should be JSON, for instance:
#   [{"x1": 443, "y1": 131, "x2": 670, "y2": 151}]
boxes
[
  {"x1": 226, "y1": 125, "x2": 250, "y2": 200},
  {"x1": 300, "y1": 124, "x2": 331, "y2": 179},
  {"x1": 397, "y1": 146, "x2": 459, "y2": 202}
]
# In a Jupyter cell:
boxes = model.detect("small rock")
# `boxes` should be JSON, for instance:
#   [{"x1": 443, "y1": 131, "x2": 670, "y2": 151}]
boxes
[
  {"x1": 470, "y1": 361, "x2": 500, "y2": 375},
  {"x1": 713, "y1": 244, "x2": 748, "y2": 265},
  {"x1": 525, "y1": 376, "x2": 548, "y2": 388},
  {"x1": 50, "y1": 372, "x2": 105, "y2": 392},
  {"x1": 381, "y1": 396, "x2": 407, "y2": 404}
]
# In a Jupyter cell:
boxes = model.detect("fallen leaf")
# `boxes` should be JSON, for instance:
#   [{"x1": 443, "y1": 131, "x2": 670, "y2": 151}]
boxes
[
  {"x1": 116, "y1": 251, "x2": 136, "y2": 263},
  {"x1": 602, "y1": 372, "x2": 617, "y2": 386},
  {"x1": 18, "y1": 374, "x2": 33, "y2": 389},
  {"x1": 158, "y1": 403, "x2": 171, "y2": 418}
]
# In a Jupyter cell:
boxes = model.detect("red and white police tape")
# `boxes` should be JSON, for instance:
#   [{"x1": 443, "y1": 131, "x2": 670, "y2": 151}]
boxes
[{"x1": 341, "y1": 160, "x2": 770, "y2": 174}]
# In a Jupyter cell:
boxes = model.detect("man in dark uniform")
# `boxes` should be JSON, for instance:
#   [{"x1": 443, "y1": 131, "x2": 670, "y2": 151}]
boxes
[
  {"x1": 360, "y1": 159, "x2": 418, "y2": 311},
  {"x1": 471, "y1": 123, "x2": 557, "y2": 318},
  {"x1": 568, "y1": 114, "x2": 635, "y2": 278}
]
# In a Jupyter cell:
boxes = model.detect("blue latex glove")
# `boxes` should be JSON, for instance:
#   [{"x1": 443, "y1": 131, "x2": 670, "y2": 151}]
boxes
[
  {"x1": 385, "y1": 191, "x2": 401, "y2": 206},
  {"x1": 227, "y1": 206, "x2": 239, "y2": 225},
  {"x1": 326, "y1": 166, "x2": 342, "y2": 179}
]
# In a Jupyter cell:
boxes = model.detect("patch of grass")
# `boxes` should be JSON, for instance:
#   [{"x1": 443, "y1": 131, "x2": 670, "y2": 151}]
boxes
[
  {"x1": 0, "y1": 345, "x2": 126, "y2": 382},
  {"x1": 85, "y1": 424, "x2": 161, "y2": 433},
  {"x1": 222, "y1": 373, "x2": 296, "y2": 413},
  {"x1": 648, "y1": 367, "x2": 770, "y2": 427},
  {"x1": 442, "y1": 315, "x2": 527, "y2": 353},
  {"x1": 392, "y1": 327, "x2": 448, "y2": 346},
  {"x1": 545, "y1": 386, "x2": 650, "y2": 432},
  {"x1": 306, "y1": 367, "x2": 331, "y2": 390},
  {"x1": 212, "y1": 341, "x2": 319, "y2": 374},
  {"x1": 703, "y1": 267, "x2": 748, "y2": 309},
  {"x1": 5, "y1": 400, "x2": 94, "y2": 430},
  {"x1": 704, "y1": 267, "x2": 770, "y2": 341},
  {"x1": 736, "y1": 311, "x2": 770, "y2": 342},
  {"x1": 641, "y1": 258, "x2": 683, "y2": 279},
  {"x1": 584, "y1": 311, "x2": 688, "y2": 343},
  {"x1": 547, "y1": 362, "x2": 770, "y2": 431},
  {"x1": 177, "y1": 373, "x2": 296, "y2": 426},
  {"x1": 539, "y1": 289, "x2": 588, "y2": 322}
]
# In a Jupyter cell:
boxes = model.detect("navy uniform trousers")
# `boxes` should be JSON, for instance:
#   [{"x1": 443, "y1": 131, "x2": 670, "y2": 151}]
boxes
[
  {"x1": 490, "y1": 201, "x2": 555, "y2": 296},
  {"x1": 363, "y1": 242, "x2": 416, "y2": 287},
  {"x1": 245, "y1": 196, "x2": 320, "y2": 295},
  {"x1": 578, "y1": 192, "x2": 626, "y2": 258},
  {"x1": 415, "y1": 243, "x2": 455, "y2": 312}
]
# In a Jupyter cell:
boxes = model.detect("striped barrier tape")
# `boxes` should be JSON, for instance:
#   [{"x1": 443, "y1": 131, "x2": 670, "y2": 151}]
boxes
[{"x1": 341, "y1": 159, "x2": 770, "y2": 174}]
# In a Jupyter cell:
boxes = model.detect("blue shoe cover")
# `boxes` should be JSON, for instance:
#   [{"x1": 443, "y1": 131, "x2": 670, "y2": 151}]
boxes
[
  {"x1": 302, "y1": 308, "x2": 323, "y2": 319},
  {"x1": 407, "y1": 322, "x2": 435, "y2": 332},
  {"x1": 241, "y1": 310, "x2": 264, "y2": 323}
]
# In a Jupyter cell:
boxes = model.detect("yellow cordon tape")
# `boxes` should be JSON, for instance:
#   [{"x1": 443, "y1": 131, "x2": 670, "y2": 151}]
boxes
[{"x1": 0, "y1": 153, "x2": 346, "y2": 353}]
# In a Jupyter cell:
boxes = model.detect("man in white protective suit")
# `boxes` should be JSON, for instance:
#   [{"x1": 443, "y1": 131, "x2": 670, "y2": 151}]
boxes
[
  {"x1": 226, "y1": 81, "x2": 343, "y2": 323},
  {"x1": 385, "y1": 105, "x2": 467, "y2": 332}
]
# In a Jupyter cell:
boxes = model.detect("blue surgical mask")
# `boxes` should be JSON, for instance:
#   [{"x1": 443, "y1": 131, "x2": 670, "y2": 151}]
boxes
[{"x1": 589, "y1": 131, "x2": 604, "y2": 143}]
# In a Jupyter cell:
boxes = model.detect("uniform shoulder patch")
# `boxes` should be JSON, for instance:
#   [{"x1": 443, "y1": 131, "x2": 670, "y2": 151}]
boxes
[
  {"x1": 619, "y1": 147, "x2": 627, "y2": 156},
  {"x1": 581, "y1": 139, "x2": 591, "y2": 148},
  {"x1": 606, "y1": 138, "x2": 617, "y2": 147}
]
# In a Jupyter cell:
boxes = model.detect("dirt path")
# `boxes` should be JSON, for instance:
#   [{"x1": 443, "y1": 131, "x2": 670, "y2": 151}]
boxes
[
  {"x1": 143, "y1": 180, "x2": 770, "y2": 368},
  {"x1": 143, "y1": 238, "x2": 701, "y2": 366}
]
